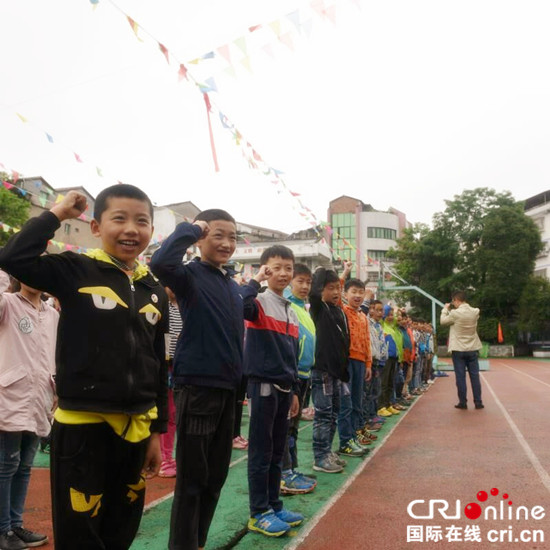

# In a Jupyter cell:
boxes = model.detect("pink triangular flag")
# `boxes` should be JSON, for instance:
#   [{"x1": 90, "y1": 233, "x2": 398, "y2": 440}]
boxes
[
  {"x1": 279, "y1": 32, "x2": 294, "y2": 51},
  {"x1": 217, "y1": 44, "x2": 231, "y2": 63}
]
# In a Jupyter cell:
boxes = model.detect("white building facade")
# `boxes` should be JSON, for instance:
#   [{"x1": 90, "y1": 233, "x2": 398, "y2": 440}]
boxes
[{"x1": 524, "y1": 190, "x2": 550, "y2": 279}]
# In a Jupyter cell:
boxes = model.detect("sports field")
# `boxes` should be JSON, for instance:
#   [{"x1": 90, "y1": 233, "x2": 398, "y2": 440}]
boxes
[{"x1": 26, "y1": 358, "x2": 550, "y2": 549}]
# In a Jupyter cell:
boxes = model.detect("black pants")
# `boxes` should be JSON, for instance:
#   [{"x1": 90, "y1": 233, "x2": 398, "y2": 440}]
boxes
[
  {"x1": 50, "y1": 421, "x2": 149, "y2": 550},
  {"x1": 282, "y1": 378, "x2": 309, "y2": 471},
  {"x1": 169, "y1": 385, "x2": 235, "y2": 550},
  {"x1": 380, "y1": 357, "x2": 397, "y2": 408},
  {"x1": 247, "y1": 381, "x2": 291, "y2": 516}
]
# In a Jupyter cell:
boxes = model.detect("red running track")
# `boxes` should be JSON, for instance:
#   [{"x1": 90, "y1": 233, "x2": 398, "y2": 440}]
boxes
[{"x1": 293, "y1": 359, "x2": 550, "y2": 550}]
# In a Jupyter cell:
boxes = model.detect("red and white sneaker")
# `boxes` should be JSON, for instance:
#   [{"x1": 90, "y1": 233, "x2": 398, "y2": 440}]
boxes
[{"x1": 159, "y1": 459, "x2": 177, "y2": 478}]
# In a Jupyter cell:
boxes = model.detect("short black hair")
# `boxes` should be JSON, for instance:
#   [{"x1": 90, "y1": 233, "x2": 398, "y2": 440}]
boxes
[
  {"x1": 260, "y1": 245, "x2": 294, "y2": 265},
  {"x1": 452, "y1": 290, "x2": 466, "y2": 302},
  {"x1": 344, "y1": 277, "x2": 365, "y2": 292},
  {"x1": 94, "y1": 184, "x2": 154, "y2": 221},
  {"x1": 324, "y1": 269, "x2": 340, "y2": 286},
  {"x1": 370, "y1": 299, "x2": 382, "y2": 307},
  {"x1": 194, "y1": 208, "x2": 236, "y2": 225},
  {"x1": 293, "y1": 263, "x2": 312, "y2": 278}
]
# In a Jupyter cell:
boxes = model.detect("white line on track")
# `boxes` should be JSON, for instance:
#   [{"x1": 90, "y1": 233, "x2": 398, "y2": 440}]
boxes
[
  {"x1": 481, "y1": 372, "x2": 550, "y2": 494},
  {"x1": 283, "y1": 387, "x2": 429, "y2": 550},
  {"x1": 144, "y1": 421, "x2": 314, "y2": 511},
  {"x1": 494, "y1": 360, "x2": 550, "y2": 390}
]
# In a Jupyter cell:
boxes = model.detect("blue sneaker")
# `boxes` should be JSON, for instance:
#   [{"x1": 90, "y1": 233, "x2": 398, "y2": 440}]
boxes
[
  {"x1": 281, "y1": 470, "x2": 316, "y2": 494},
  {"x1": 294, "y1": 471, "x2": 318, "y2": 489},
  {"x1": 248, "y1": 509, "x2": 290, "y2": 537},
  {"x1": 275, "y1": 508, "x2": 304, "y2": 527}
]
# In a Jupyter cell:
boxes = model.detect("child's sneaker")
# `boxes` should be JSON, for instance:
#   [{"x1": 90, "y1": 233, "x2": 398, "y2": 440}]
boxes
[
  {"x1": 275, "y1": 508, "x2": 304, "y2": 527},
  {"x1": 11, "y1": 526, "x2": 48, "y2": 547},
  {"x1": 329, "y1": 451, "x2": 347, "y2": 467},
  {"x1": 248, "y1": 509, "x2": 290, "y2": 537},
  {"x1": 294, "y1": 471, "x2": 317, "y2": 486},
  {"x1": 355, "y1": 432, "x2": 373, "y2": 447},
  {"x1": 337, "y1": 439, "x2": 365, "y2": 457},
  {"x1": 377, "y1": 407, "x2": 392, "y2": 417},
  {"x1": 158, "y1": 460, "x2": 177, "y2": 478},
  {"x1": 280, "y1": 471, "x2": 316, "y2": 494},
  {"x1": 313, "y1": 456, "x2": 343, "y2": 473}
]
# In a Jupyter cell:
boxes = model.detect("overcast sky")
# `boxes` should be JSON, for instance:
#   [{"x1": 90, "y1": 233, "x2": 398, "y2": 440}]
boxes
[{"x1": 1, "y1": 0, "x2": 549, "y2": 232}]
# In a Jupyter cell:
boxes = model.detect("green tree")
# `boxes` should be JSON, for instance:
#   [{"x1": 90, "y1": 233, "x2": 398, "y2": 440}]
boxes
[
  {"x1": 0, "y1": 172, "x2": 30, "y2": 247},
  {"x1": 474, "y1": 205, "x2": 542, "y2": 320},
  {"x1": 386, "y1": 223, "x2": 457, "y2": 320},
  {"x1": 433, "y1": 188, "x2": 516, "y2": 289},
  {"x1": 518, "y1": 275, "x2": 550, "y2": 337},
  {"x1": 389, "y1": 188, "x2": 543, "y2": 346}
]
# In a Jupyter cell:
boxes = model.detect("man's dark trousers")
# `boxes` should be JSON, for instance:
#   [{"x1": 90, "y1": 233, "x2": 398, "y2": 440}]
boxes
[{"x1": 451, "y1": 350, "x2": 482, "y2": 405}]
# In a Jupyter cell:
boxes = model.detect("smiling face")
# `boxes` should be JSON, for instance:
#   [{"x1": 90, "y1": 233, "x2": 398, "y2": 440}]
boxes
[
  {"x1": 197, "y1": 219, "x2": 237, "y2": 268},
  {"x1": 90, "y1": 196, "x2": 153, "y2": 265},
  {"x1": 265, "y1": 256, "x2": 294, "y2": 295},
  {"x1": 291, "y1": 274, "x2": 312, "y2": 301},
  {"x1": 344, "y1": 284, "x2": 365, "y2": 310}
]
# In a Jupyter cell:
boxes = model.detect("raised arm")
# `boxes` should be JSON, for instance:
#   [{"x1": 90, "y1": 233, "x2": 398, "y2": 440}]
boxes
[
  {"x1": 149, "y1": 221, "x2": 204, "y2": 297},
  {"x1": 0, "y1": 191, "x2": 88, "y2": 294}
]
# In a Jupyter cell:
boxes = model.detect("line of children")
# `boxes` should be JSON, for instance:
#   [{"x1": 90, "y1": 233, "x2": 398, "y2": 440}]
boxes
[{"x1": 0, "y1": 182, "x2": 437, "y2": 548}]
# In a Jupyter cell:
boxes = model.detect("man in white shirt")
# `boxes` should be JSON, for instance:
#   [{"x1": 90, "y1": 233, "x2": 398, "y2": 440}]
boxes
[{"x1": 440, "y1": 290, "x2": 484, "y2": 410}]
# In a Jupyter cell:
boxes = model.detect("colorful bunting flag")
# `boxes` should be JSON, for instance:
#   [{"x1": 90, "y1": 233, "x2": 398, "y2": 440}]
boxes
[
  {"x1": 217, "y1": 44, "x2": 231, "y2": 63},
  {"x1": 177, "y1": 64, "x2": 188, "y2": 81},
  {"x1": 158, "y1": 43, "x2": 170, "y2": 64}
]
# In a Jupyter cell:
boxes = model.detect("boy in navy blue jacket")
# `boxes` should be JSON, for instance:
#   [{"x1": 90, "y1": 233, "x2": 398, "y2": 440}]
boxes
[
  {"x1": 150, "y1": 209, "x2": 258, "y2": 550},
  {"x1": 244, "y1": 245, "x2": 304, "y2": 538}
]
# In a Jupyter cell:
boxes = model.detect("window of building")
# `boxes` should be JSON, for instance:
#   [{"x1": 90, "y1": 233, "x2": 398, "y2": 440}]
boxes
[
  {"x1": 367, "y1": 227, "x2": 397, "y2": 240},
  {"x1": 331, "y1": 212, "x2": 356, "y2": 276},
  {"x1": 367, "y1": 272, "x2": 379, "y2": 282},
  {"x1": 534, "y1": 268, "x2": 547, "y2": 278},
  {"x1": 367, "y1": 250, "x2": 387, "y2": 260}
]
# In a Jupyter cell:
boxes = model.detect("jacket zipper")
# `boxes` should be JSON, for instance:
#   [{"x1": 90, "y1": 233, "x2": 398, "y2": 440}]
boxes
[{"x1": 127, "y1": 275, "x2": 137, "y2": 404}]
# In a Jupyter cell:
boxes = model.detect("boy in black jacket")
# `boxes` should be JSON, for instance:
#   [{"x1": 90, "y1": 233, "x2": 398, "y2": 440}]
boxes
[
  {"x1": 0, "y1": 185, "x2": 168, "y2": 550},
  {"x1": 309, "y1": 267, "x2": 350, "y2": 473},
  {"x1": 150, "y1": 209, "x2": 258, "y2": 550}
]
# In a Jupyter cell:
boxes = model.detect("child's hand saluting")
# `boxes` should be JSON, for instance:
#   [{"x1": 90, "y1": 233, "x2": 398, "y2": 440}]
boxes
[
  {"x1": 50, "y1": 190, "x2": 88, "y2": 222},
  {"x1": 253, "y1": 265, "x2": 272, "y2": 284}
]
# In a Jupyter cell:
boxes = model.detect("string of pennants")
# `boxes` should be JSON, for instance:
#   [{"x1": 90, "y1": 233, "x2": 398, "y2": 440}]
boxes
[
  {"x1": 2, "y1": 0, "x2": 383, "y2": 268},
  {"x1": 2, "y1": 166, "x2": 379, "y2": 266},
  {"x1": 5, "y1": 0, "x2": 358, "y2": 241}
]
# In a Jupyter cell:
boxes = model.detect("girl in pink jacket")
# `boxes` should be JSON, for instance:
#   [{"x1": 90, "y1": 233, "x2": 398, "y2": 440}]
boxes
[{"x1": 0, "y1": 269, "x2": 59, "y2": 549}]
